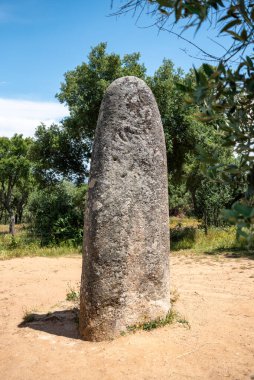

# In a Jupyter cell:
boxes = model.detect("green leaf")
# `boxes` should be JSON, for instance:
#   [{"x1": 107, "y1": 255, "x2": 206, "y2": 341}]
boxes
[
  {"x1": 176, "y1": 82, "x2": 188, "y2": 92},
  {"x1": 246, "y1": 56, "x2": 253, "y2": 68},
  {"x1": 238, "y1": 229, "x2": 249, "y2": 239},
  {"x1": 240, "y1": 28, "x2": 248, "y2": 41},
  {"x1": 157, "y1": 0, "x2": 172, "y2": 6},
  {"x1": 202, "y1": 64, "x2": 214, "y2": 77},
  {"x1": 233, "y1": 202, "x2": 253, "y2": 218},
  {"x1": 251, "y1": 6, "x2": 254, "y2": 21},
  {"x1": 246, "y1": 78, "x2": 254, "y2": 93},
  {"x1": 220, "y1": 19, "x2": 241, "y2": 33},
  {"x1": 227, "y1": 31, "x2": 243, "y2": 41}
]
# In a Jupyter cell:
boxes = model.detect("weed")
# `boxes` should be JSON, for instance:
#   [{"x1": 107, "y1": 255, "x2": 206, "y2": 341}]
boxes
[
  {"x1": 66, "y1": 283, "x2": 80, "y2": 302},
  {"x1": 125, "y1": 308, "x2": 190, "y2": 334},
  {"x1": 23, "y1": 310, "x2": 37, "y2": 323},
  {"x1": 177, "y1": 316, "x2": 191, "y2": 328},
  {"x1": 9, "y1": 236, "x2": 18, "y2": 249},
  {"x1": 66, "y1": 289, "x2": 79, "y2": 302}
]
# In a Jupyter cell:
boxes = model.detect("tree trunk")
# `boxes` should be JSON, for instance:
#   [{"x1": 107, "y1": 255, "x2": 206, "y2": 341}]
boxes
[
  {"x1": 9, "y1": 213, "x2": 15, "y2": 236},
  {"x1": 17, "y1": 208, "x2": 23, "y2": 224},
  {"x1": 204, "y1": 211, "x2": 208, "y2": 236}
]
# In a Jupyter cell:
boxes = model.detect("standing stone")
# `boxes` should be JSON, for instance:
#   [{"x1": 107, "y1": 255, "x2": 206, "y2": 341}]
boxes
[{"x1": 80, "y1": 76, "x2": 170, "y2": 341}]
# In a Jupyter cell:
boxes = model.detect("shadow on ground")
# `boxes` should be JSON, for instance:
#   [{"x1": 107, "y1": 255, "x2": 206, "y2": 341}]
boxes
[
  {"x1": 18, "y1": 308, "x2": 80, "y2": 339},
  {"x1": 204, "y1": 247, "x2": 254, "y2": 259}
]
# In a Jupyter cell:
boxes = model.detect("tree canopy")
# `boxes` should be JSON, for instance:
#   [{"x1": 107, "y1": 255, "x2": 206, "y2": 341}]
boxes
[
  {"x1": 30, "y1": 43, "x2": 147, "y2": 185},
  {"x1": 113, "y1": 0, "x2": 254, "y2": 243},
  {"x1": 29, "y1": 43, "x2": 238, "y2": 230},
  {"x1": 0, "y1": 135, "x2": 32, "y2": 233}
]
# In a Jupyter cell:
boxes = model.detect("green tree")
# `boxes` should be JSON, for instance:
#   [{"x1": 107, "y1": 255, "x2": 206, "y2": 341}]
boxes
[
  {"x1": 148, "y1": 59, "x2": 203, "y2": 181},
  {"x1": 148, "y1": 60, "x2": 238, "y2": 222},
  {"x1": 29, "y1": 123, "x2": 89, "y2": 185},
  {"x1": 115, "y1": 0, "x2": 254, "y2": 240},
  {"x1": 57, "y1": 44, "x2": 146, "y2": 139},
  {"x1": 0, "y1": 135, "x2": 32, "y2": 234},
  {"x1": 27, "y1": 181, "x2": 87, "y2": 246},
  {"x1": 30, "y1": 43, "x2": 146, "y2": 185},
  {"x1": 31, "y1": 43, "x2": 238, "y2": 225}
]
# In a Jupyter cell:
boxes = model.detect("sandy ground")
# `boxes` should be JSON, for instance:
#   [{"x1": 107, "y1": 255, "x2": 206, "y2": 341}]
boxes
[{"x1": 0, "y1": 254, "x2": 254, "y2": 380}]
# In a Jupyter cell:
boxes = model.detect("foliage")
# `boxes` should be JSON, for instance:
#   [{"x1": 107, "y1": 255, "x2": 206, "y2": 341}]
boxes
[
  {"x1": 222, "y1": 201, "x2": 254, "y2": 249},
  {"x1": 148, "y1": 61, "x2": 238, "y2": 224},
  {"x1": 125, "y1": 309, "x2": 190, "y2": 334},
  {"x1": 27, "y1": 181, "x2": 87, "y2": 246},
  {"x1": 168, "y1": 178, "x2": 191, "y2": 216},
  {"x1": 66, "y1": 283, "x2": 80, "y2": 302},
  {"x1": 57, "y1": 43, "x2": 146, "y2": 136},
  {"x1": 0, "y1": 135, "x2": 33, "y2": 230},
  {"x1": 169, "y1": 217, "x2": 246, "y2": 253},
  {"x1": 0, "y1": 224, "x2": 81, "y2": 260},
  {"x1": 171, "y1": 226, "x2": 196, "y2": 249},
  {"x1": 29, "y1": 123, "x2": 90, "y2": 186},
  {"x1": 195, "y1": 178, "x2": 235, "y2": 228},
  {"x1": 147, "y1": 60, "x2": 202, "y2": 182},
  {"x1": 33, "y1": 45, "x2": 238, "y2": 226},
  {"x1": 114, "y1": 0, "x2": 254, "y2": 242},
  {"x1": 0, "y1": 219, "x2": 248, "y2": 259},
  {"x1": 31, "y1": 42, "x2": 242, "y2": 231},
  {"x1": 31, "y1": 43, "x2": 146, "y2": 185}
]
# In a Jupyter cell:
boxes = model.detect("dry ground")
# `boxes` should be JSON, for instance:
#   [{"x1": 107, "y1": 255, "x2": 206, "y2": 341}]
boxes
[{"x1": 0, "y1": 254, "x2": 253, "y2": 380}]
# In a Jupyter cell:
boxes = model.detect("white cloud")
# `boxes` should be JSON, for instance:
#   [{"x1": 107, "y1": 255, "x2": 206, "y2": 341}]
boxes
[{"x1": 0, "y1": 98, "x2": 69, "y2": 138}]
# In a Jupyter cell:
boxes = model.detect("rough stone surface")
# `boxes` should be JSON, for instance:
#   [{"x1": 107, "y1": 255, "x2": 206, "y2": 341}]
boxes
[{"x1": 79, "y1": 76, "x2": 170, "y2": 341}]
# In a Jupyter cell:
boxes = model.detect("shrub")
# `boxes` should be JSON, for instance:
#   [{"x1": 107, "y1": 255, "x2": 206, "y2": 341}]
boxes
[
  {"x1": 27, "y1": 181, "x2": 87, "y2": 246},
  {"x1": 170, "y1": 225, "x2": 196, "y2": 250}
]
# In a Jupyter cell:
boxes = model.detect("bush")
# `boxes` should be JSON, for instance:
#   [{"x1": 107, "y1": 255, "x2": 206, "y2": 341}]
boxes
[
  {"x1": 170, "y1": 225, "x2": 196, "y2": 250},
  {"x1": 27, "y1": 181, "x2": 87, "y2": 246}
]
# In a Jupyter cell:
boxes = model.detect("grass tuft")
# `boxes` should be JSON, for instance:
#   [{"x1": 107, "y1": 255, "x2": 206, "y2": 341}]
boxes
[
  {"x1": 66, "y1": 283, "x2": 80, "y2": 303},
  {"x1": 125, "y1": 308, "x2": 190, "y2": 334},
  {"x1": 22, "y1": 310, "x2": 37, "y2": 323}
]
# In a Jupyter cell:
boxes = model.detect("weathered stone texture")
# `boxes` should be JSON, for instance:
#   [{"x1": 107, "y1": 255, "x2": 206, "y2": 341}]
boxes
[{"x1": 80, "y1": 76, "x2": 170, "y2": 341}]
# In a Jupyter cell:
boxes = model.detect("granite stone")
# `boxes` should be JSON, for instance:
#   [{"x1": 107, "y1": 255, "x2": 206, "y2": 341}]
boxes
[{"x1": 79, "y1": 76, "x2": 170, "y2": 341}]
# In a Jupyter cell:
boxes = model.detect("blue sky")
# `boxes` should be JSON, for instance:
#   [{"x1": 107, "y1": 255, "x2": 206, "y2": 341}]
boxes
[{"x1": 0, "y1": 0, "x2": 226, "y2": 137}]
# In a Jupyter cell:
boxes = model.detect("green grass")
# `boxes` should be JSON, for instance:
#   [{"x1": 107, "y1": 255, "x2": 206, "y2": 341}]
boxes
[
  {"x1": 123, "y1": 309, "x2": 190, "y2": 335},
  {"x1": 170, "y1": 217, "x2": 201, "y2": 229},
  {"x1": 0, "y1": 224, "x2": 82, "y2": 260},
  {"x1": 170, "y1": 217, "x2": 250, "y2": 254},
  {"x1": 66, "y1": 283, "x2": 80, "y2": 302},
  {"x1": 171, "y1": 226, "x2": 237, "y2": 252}
]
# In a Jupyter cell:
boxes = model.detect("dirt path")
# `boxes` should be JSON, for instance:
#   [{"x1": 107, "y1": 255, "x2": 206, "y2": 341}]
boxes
[{"x1": 0, "y1": 254, "x2": 253, "y2": 380}]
